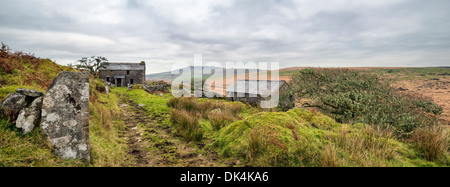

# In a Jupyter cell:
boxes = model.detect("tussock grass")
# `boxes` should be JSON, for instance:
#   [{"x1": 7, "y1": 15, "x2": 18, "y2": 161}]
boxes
[
  {"x1": 324, "y1": 125, "x2": 399, "y2": 167},
  {"x1": 168, "y1": 97, "x2": 247, "y2": 141},
  {"x1": 213, "y1": 108, "x2": 448, "y2": 167},
  {"x1": 410, "y1": 125, "x2": 449, "y2": 162},
  {"x1": 229, "y1": 103, "x2": 243, "y2": 115},
  {"x1": 208, "y1": 111, "x2": 235, "y2": 131},
  {"x1": 170, "y1": 109, "x2": 203, "y2": 142}
]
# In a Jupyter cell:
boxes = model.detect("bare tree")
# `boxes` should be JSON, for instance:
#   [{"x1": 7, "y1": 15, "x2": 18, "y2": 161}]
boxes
[{"x1": 75, "y1": 56, "x2": 109, "y2": 77}]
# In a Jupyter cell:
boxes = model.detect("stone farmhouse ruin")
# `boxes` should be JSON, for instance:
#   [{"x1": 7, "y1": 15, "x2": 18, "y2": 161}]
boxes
[{"x1": 98, "y1": 61, "x2": 146, "y2": 87}]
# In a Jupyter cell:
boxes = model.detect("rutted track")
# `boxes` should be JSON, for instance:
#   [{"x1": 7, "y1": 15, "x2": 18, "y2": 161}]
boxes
[{"x1": 119, "y1": 95, "x2": 232, "y2": 167}]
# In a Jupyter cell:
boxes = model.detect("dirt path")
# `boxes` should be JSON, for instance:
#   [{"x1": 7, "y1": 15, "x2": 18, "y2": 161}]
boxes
[{"x1": 119, "y1": 96, "x2": 232, "y2": 167}]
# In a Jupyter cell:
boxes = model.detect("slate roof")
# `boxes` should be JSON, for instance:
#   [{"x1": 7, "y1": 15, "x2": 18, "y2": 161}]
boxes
[
  {"x1": 226, "y1": 80, "x2": 286, "y2": 95},
  {"x1": 99, "y1": 63, "x2": 145, "y2": 71}
]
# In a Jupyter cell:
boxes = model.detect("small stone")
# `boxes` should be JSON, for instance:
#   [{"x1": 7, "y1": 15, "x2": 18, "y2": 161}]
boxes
[
  {"x1": 16, "y1": 88, "x2": 44, "y2": 98},
  {"x1": 210, "y1": 108, "x2": 222, "y2": 115}
]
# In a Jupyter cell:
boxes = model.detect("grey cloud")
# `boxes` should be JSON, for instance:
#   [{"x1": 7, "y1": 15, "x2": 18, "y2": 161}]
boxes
[{"x1": 0, "y1": 0, "x2": 449, "y2": 74}]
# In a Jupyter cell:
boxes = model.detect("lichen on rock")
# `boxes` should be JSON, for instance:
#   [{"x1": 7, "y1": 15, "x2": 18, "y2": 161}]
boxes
[
  {"x1": 16, "y1": 96, "x2": 43, "y2": 134},
  {"x1": 0, "y1": 88, "x2": 44, "y2": 134},
  {"x1": 40, "y1": 71, "x2": 91, "y2": 162}
]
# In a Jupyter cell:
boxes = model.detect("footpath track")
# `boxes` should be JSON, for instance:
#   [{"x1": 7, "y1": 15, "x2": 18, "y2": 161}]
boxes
[{"x1": 119, "y1": 96, "x2": 230, "y2": 167}]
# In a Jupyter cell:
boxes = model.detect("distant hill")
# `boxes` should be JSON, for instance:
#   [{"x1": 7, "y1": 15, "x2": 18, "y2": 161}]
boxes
[{"x1": 146, "y1": 66, "x2": 261, "y2": 82}]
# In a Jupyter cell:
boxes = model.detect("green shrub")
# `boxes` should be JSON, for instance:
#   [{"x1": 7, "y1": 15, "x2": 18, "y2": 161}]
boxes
[{"x1": 281, "y1": 68, "x2": 443, "y2": 134}]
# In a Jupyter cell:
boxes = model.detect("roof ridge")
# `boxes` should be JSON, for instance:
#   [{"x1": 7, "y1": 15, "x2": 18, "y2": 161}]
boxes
[{"x1": 107, "y1": 62, "x2": 142, "y2": 64}]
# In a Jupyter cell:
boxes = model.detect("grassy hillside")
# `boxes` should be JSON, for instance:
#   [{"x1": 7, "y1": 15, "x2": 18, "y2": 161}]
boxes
[
  {"x1": 0, "y1": 44, "x2": 74, "y2": 100},
  {"x1": 161, "y1": 95, "x2": 447, "y2": 166},
  {"x1": 0, "y1": 44, "x2": 85, "y2": 166},
  {"x1": 213, "y1": 108, "x2": 448, "y2": 167},
  {"x1": 0, "y1": 44, "x2": 129, "y2": 167}
]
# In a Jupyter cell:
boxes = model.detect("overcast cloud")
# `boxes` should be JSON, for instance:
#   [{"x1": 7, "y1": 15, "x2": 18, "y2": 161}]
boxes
[{"x1": 1, "y1": 0, "x2": 449, "y2": 74}]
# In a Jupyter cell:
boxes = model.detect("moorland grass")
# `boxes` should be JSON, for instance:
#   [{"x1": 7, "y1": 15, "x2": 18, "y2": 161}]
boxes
[
  {"x1": 212, "y1": 108, "x2": 448, "y2": 167},
  {"x1": 167, "y1": 96, "x2": 247, "y2": 142},
  {"x1": 89, "y1": 78, "x2": 131, "y2": 167}
]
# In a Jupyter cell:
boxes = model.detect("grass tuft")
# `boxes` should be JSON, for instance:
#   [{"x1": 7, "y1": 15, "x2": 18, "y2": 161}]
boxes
[
  {"x1": 170, "y1": 109, "x2": 203, "y2": 142},
  {"x1": 410, "y1": 125, "x2": 449, "y2": 163}
]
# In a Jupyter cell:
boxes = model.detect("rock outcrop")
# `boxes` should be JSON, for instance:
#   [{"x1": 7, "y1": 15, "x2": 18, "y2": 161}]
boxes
[
  {"x1": 40, "y1": 71, "x2": 90, "y2": 162},
  {"x1": 0, "y1": 88, "x2": 44, "y2": 134},
  {"x1": 16, "y1": 96, "x2": 43, "y2": 134},
  {"x1": 1, "y1": 92, "x2": 28, "y2": 119}
]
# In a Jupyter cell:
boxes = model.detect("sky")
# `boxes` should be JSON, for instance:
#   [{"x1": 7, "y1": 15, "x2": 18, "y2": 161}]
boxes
[{"x1": 1, "y1": 0, "x2": 449, "y2": 74}]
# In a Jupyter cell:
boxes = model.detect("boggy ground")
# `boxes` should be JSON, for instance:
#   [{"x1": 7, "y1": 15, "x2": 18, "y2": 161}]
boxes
[
  {"x1": 395, "y1": 77, "x2": 450, "y2": 123},
  {"x1": 119, "y1": 95, "x2": 234, "y2": 167}
]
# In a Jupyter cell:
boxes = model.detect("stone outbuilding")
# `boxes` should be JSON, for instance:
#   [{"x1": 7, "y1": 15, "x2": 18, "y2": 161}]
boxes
[
  {"x1": 98, "y1": 62, "x2": 146, "y2": 87},
  {"x1": 226, "y1": 80, "x2": 288, "y2": 107}
]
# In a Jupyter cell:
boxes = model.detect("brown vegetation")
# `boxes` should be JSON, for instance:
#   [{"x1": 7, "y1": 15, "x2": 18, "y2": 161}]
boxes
[
  {"x1": 168, "y1": 97, "x2": 244, "y2": 141},
  {"x1": 410, "y1": 125, "x2": 449, "y2": 162},
  {"x1": 0, "y1": 43, "x2": 73, "y2": 89}
]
